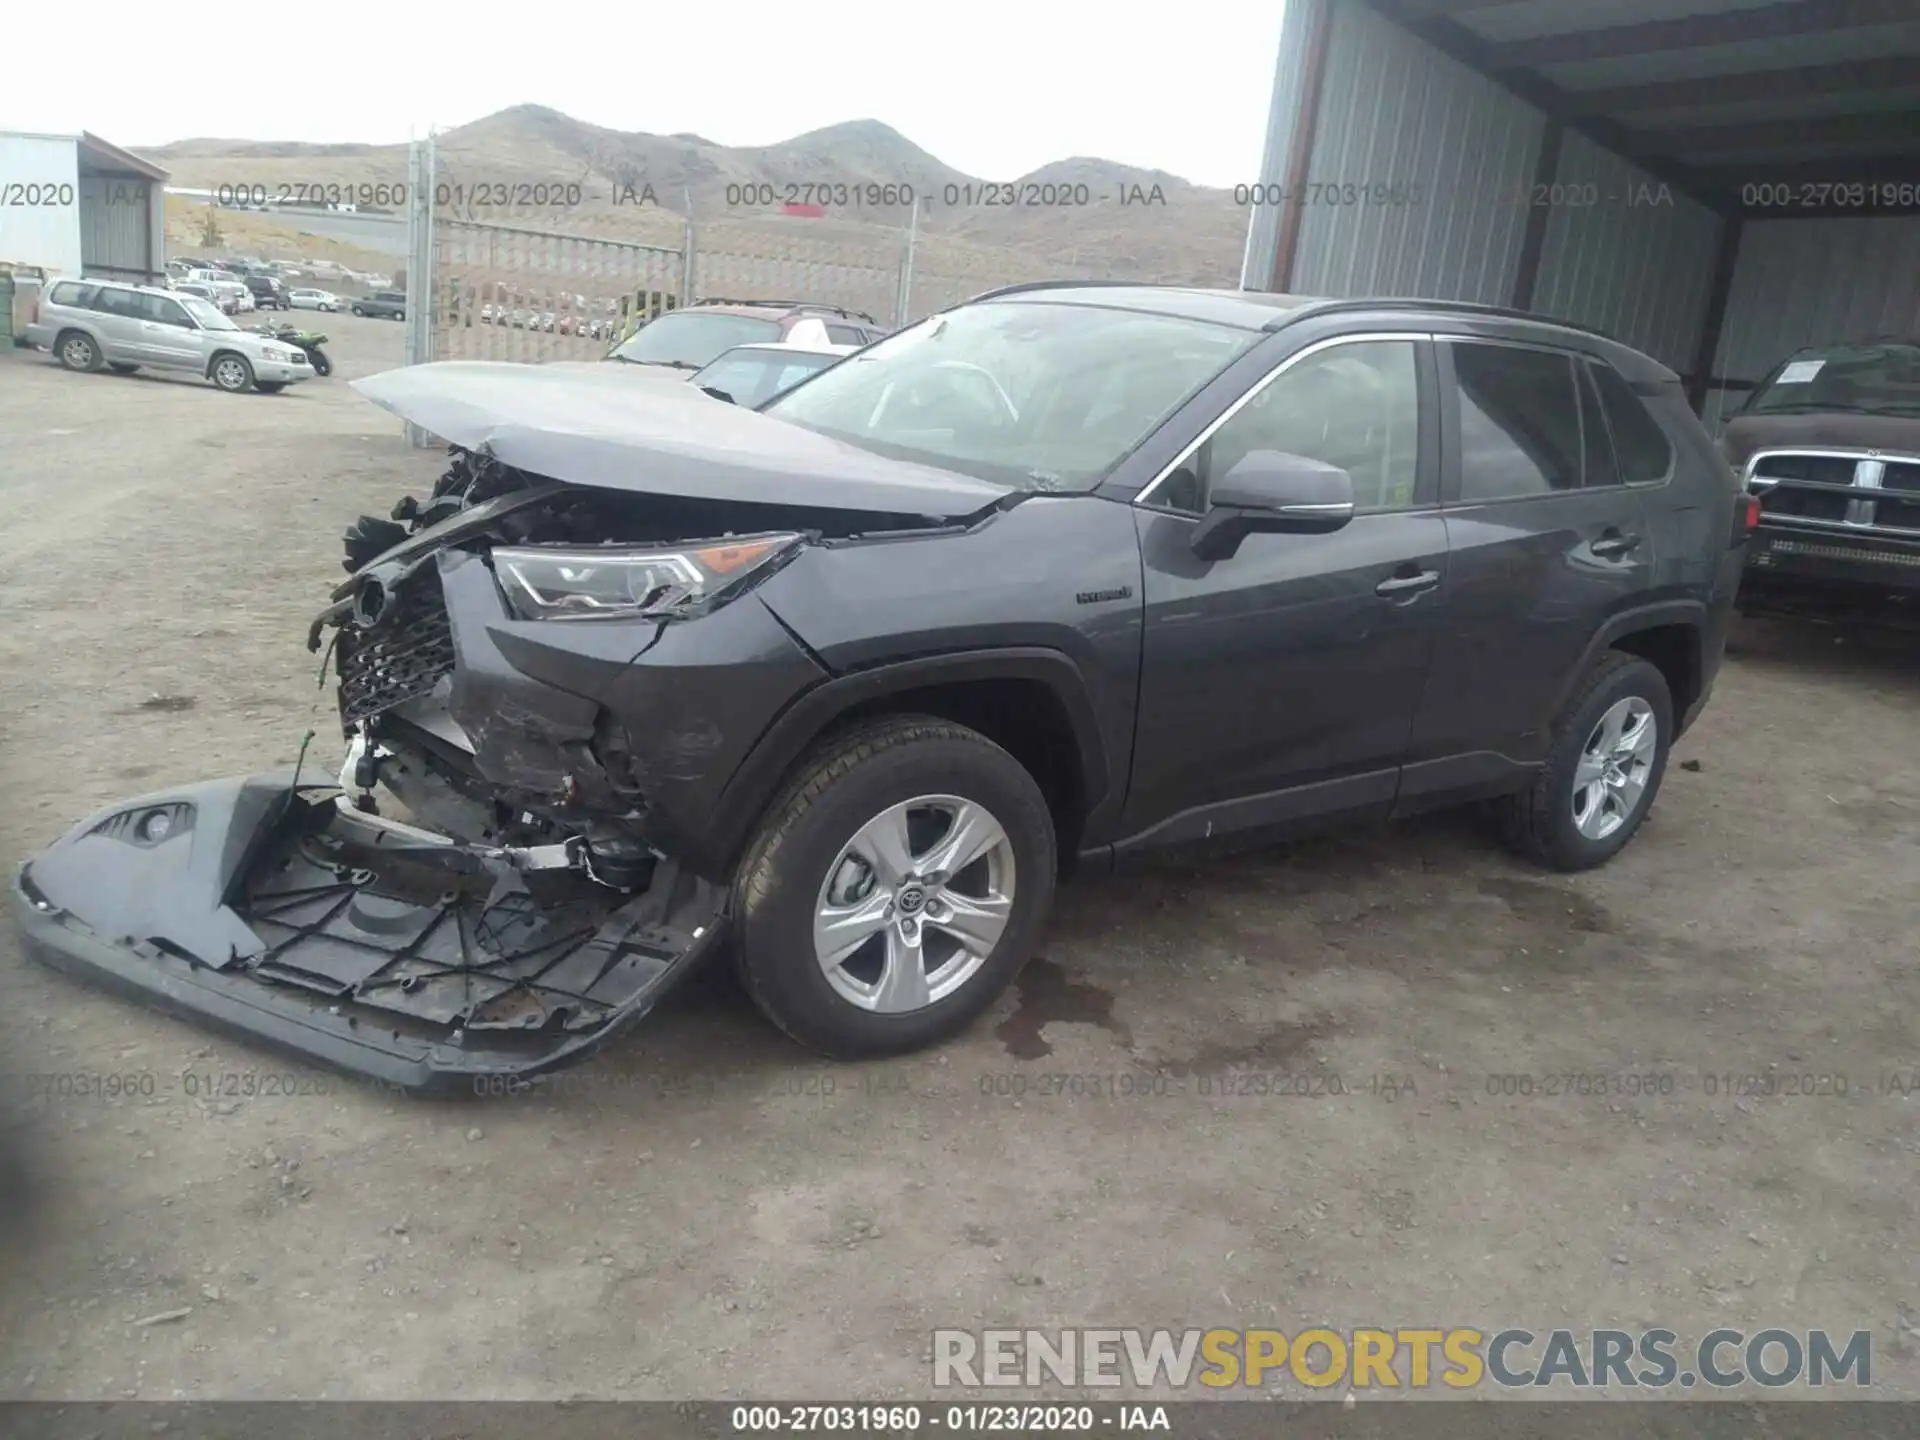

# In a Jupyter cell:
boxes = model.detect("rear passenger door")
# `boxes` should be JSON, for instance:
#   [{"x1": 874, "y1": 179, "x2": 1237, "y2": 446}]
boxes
[
  {"x1": 85, "y1": 287, "x2": 147, "y2": 363},
  {"x1": 1402, "y1": 336, "x2": 1656, "y2": 793}
]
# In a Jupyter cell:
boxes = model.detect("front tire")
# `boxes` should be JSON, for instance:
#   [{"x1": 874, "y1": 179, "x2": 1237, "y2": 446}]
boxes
[
  {"x1": 108, "y1": 362, "x2": 140, "y2": 375},
  {"x1": 308, "y1": 348, "x2": 332, "y2": 376},
  {"x1": 734, "y1": 717, "x2": 1057, "y2": 1058},
  {"x1": 1498, "y1": 652, "x2": 1672, "y2": 872},
  {"x1": 254, "y1": 381, "x2": 286, "y2": 393},
  {"x1": 210, "y1": 352, "x2": 255, "y2": 393}
]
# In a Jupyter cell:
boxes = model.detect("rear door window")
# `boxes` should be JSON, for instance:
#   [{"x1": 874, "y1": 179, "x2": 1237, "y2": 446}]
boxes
[
  {"x1": 91, "y1": 288, "x2": 143, "y2": 319},
  {"x1": 1449, "y1": 342, "x2": 1584, "y2": 500},
  {"x1": 1577, "y1": 363, "x2": 1622, "y2": 488},
  {"x1": 1587, "y1": 361, "x2": 1674, "y2": 485}
]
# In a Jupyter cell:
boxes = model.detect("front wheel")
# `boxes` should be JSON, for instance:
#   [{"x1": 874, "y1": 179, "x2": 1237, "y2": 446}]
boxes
[
  {"x1": 254, "y1": 381, "x2": 287, "y2": 393},
  {"x1": 1497, "y1": 652, "x2": 1673, "y2": 872},
  {"x1": 108, "y1": 362, "x2": 140, "y2": 375},
  {"x1": 307, "y1": 347, "x2": 332, "y2": 376},
  {"x1": 210, "y1": 352, "x2": 256, "y2": 393},
  {"x1": 734, "y1": 717, "x2": 1057, "y2": 1058}
]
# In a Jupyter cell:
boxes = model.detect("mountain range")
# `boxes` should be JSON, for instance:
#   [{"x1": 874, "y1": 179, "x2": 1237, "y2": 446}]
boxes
[{"x1": 137, "y1": 106, "x2": 1248, "y2": 286}]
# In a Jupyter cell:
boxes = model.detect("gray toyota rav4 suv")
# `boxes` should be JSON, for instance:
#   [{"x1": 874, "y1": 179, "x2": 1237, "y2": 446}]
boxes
[{"x1": 12, "y1": 283, "x2": 1752, "y2": 1091}]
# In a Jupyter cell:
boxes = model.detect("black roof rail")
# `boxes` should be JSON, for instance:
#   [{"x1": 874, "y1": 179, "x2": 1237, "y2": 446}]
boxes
[
  {"x1": 966, "y1": 279, "x2": 1159, "y2": 304},
  {"x1": 1273, "y1": 295, "x2": 1623, "y2": 344},
  {"x1": 689, "y1": 296, "x2": 878, "y2": 324}
]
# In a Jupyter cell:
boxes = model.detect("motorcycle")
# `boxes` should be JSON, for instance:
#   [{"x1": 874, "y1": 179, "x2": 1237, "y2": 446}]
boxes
[{"x1": 251, "y1": 321, "x2": 332, "y2": 376}]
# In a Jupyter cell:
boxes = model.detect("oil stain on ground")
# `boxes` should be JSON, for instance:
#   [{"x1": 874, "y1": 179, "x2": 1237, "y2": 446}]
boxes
[
  {"x1": 1478, "y1": 875, "x2": 1612, "y2": 934},
  {"x1": 996, "y1": 957, "x2": 1134, "y2": 1059},
  {"x1": 1153, "y1": 1012, "x2": 1346, "y2": 1078}
]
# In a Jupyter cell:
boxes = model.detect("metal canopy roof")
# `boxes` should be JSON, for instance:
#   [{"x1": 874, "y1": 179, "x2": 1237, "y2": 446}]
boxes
[{"x1": 1363, "y1": 0, "x2": 1920, "y2": 216}]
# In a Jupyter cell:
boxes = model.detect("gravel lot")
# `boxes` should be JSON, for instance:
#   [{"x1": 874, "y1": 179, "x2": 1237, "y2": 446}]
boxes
[{"x1": 0, "y1": 316, "x2": 1915, "y2": 1401}]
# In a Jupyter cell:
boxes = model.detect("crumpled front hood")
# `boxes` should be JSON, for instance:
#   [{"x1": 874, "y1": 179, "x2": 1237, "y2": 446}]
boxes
[{"x1": 352, "y1": 361, "x2": 1012, "y2": 517}]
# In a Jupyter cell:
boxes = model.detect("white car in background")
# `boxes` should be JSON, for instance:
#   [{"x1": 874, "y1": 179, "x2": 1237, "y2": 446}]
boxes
[
  {"x1": 686, "y1": 340, "x2": 859, "y2": 407},
  {"x1": 288, "y1": 288, "x2": 341, "y2": 312}
]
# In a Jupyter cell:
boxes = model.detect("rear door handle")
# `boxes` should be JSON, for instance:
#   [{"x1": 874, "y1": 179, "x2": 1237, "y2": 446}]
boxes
[
  {"x1": 1375, "y1": 569, "x2": 1441, "y2": 598},
  {"x1": 1590, "y1": 531, "x2": 1642, "y2": 559}
]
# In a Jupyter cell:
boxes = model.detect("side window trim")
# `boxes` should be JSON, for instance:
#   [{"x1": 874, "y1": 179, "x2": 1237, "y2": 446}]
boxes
[
  {"x1": 1134, "y1": 330, "x2": 1437, "y2": 516},
  {"x1": 1435, "y1": 334, "x2": 1594, "y2": 507}
]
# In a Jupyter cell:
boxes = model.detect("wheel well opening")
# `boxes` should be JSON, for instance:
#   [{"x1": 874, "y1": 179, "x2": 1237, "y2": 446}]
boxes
[
  {"x1": 838, "y1": 680, "x2": 1088, "y2": 872},
  {"x1": 1611, "y1": 625, "x2": 1699, "y2": 717}
]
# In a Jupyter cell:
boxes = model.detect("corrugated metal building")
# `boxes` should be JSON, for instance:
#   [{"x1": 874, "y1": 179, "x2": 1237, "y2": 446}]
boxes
[
  {"x1": 0, "y1": 131, "x2": 169, "y2": 285},
  {"x1": 1242, "y1": 0, "x2": 1920, "y2": 431}
]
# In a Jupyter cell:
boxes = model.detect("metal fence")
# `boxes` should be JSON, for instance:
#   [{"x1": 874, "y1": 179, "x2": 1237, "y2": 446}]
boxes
[{"x1": 407, "y1": 132, "x2": 1163, "y2": 376}]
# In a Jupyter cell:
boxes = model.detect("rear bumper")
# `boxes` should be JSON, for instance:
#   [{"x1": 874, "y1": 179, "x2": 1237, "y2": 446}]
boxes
[{"x1": 11, "y1": 773, "x2": 728, "y2": 1094}]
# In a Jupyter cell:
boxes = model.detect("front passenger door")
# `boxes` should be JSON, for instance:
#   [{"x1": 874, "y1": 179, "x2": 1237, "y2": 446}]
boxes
[
  {"x1": 139, "y1": 293, "x2": 205, "y2": 371},
  {"x1": 1120, "y1": 335, "x2": 1448, "y2": 854}
]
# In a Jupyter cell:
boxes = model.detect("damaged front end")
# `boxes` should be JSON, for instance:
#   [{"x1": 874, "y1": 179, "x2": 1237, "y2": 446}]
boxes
[{"x1": 13, "y1": 362, "x2": 1005, "y2": 1089}]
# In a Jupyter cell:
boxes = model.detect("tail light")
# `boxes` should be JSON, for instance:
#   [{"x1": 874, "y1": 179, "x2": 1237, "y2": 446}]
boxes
[{"x1": 1733, "y1": 493, "x2": 1761, "y2": 543}]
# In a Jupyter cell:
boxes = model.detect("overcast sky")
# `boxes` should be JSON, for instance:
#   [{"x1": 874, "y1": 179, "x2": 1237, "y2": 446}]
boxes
[{"x1": 10, "y1": 1, "x2": 1287, "y2": 187}]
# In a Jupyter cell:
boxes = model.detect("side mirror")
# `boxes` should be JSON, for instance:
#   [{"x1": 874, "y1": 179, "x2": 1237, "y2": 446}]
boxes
[{"x1": 1190, "y1": 451, "x2": 1355, "y2": 561}]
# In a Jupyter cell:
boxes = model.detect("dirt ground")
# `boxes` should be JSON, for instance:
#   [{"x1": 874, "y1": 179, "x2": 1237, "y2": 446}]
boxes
[{"x1": 0, "y1": 320, "x2": 1915, "y2": 1402}]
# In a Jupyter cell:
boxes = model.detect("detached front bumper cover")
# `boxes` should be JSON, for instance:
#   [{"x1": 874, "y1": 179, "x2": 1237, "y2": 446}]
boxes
[{"x1": 11, "y1": 773, "x2": 727, "y2": 1095}]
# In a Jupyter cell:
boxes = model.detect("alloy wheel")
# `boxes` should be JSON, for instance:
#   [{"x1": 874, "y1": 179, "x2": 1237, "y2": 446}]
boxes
[
  {"x1": 812, "y1": 794, "x2": 1016, "y2": 1013},
  {"x1": 1571, "y1": 696, "x2": 1657, "y2": 840}
]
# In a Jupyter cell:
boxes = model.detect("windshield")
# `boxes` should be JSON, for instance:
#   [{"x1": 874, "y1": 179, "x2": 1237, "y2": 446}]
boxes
[
  {"x1": 1745, "y1": 342, "x2": 1920, "y2": 417},
  {"x1": 694, "y1": 347, "x2": 838, "y2": 407},
  {"x1": 761, "y1": 300, "x2": 1260, "y2": 490},
  {"x1": 181, "y1": 296, "x2": 235, "y2": 330},
  {"x1": 609, "y1": 312, "x2": 783, "y2": 367}
]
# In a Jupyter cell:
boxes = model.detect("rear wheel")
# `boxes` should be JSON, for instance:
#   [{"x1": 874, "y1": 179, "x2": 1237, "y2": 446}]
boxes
[
  {"x1": 1498, "y1": 652, "x2": 1672, "y2": 872},
  {"x1": 108, "y1": 362, "x2": 139, "y2": 375},
  {"x1": 734, "y1": 717, "x2": 1057, "y2": 1058},
  {"x1": 308, "y1": 348, "x2": 332, "y2": 376},
  {"x1": 254, "y1": 381, "x2": 287, "y2": 393},
  {"x1": 210, "y1": 352, "x2": 255, "y2": 393},
  {"x1": 56, "y1": 331, "x2": 101, "y2": 372}
]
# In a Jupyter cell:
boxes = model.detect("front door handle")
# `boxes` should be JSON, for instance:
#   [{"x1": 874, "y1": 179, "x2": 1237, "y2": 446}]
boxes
[
  {"x1": 1375, "y1": 569, "x2": 1441, "y2": 598},
  {"x1": 1590, "y1": 531, "x2": 1642, "y2": 560}
]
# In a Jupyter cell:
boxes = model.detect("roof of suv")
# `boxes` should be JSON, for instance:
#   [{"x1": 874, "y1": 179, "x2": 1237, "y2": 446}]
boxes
[{"x1": 967, "y1": 281, "x2": 1675, "y2": 383}]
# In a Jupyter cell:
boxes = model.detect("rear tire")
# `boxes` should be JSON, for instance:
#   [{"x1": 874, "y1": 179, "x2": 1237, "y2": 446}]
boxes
[
  {"x1": 254, "y1": 381, "x2": 286, "y2": 393},
  {"x1": 1497, "y1": 652, "x2": 1672, "y2": 872},
  {"x1": 108, "y1": 362, "x2": 139, "y2": 375},
  {"x1": 734, "y1": 716, "x2": 1057, "y2": 1058},
  {"x1": 210, "y1": 352, "x2": 255, "y2": 393},
  {"x1": 308, "y1": 348, "x2": 332, "y2": 376},
  {"x1": 56, "y1": 331, "x2": 102, "y2": 372}
]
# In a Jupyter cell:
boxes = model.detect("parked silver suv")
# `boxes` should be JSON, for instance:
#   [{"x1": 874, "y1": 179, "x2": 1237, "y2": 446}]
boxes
[{"x1": 25, "y1": 278, "x2": 312, "y2": 394}]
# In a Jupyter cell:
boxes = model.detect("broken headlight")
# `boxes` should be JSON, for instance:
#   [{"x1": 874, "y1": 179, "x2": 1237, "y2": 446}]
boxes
[{"x1": 493, "y1": 533, "x2": 801, "y2": 621}]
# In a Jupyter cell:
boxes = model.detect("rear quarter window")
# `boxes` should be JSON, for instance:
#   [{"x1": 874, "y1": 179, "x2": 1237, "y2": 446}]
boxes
[
  {"x1": 1588, "y1": 361, "x2": 1675, "y2": 484},
  {"x1": 48, "y1": 281, "x2": 97, "y2": 308}
]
